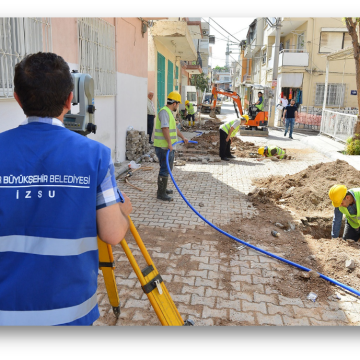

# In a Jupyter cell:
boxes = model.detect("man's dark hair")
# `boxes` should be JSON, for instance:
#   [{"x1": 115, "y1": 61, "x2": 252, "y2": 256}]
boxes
[
  {"x1": 14, "y1": 52, "x2": 73, "y2": 118},
  {"x1": 258, "y1": 92, "x2": 263, "y2": 95}
]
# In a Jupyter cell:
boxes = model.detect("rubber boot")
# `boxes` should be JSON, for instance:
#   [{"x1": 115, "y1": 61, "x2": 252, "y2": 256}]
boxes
[
  {"x1": 166, "y1": 188, "x2": 173, "y2": 194},
  {"x1": 192, "y1": 121, "x2": 195, "y2": 127},
  {"x1": 188, "y1": 120, "x2": 191, "y2": 126},
  {"x1": 157, "y1": 176, "x2": 173, "y2": 201}
]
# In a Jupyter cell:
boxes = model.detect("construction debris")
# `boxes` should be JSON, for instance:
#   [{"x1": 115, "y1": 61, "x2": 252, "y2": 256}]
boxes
[{"x1": 126, "y1": 130, "x2": 151, "y2": 161}]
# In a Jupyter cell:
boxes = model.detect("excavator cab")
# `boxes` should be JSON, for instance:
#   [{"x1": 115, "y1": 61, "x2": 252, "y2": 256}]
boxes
[{"x1": 239, "y1": 84, "x2": 272, "y2": 137}]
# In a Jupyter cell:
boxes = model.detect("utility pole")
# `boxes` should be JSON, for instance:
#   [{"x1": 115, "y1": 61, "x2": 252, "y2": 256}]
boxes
[
  {"x1": 269, "y1": 17, "x2": 281, "y2": 127},
  {"x1": 225, "y1": 37, "x2": 230, "y2": 69}
]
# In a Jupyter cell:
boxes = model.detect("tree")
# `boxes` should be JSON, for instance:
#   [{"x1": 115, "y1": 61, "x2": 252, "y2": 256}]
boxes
[
  {"x1": 214, "y1": 65, "x2": 229, "y2": 72},
  {"x1": 190, "y1": 73, "x2": 209, "y2": 93},
  {"x1": 345, "y1": 18, "x2": 360, "y2": 135}
]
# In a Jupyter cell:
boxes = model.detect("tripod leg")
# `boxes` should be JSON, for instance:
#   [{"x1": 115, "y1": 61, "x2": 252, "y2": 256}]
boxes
[{"x1": 97, "y1": 238, "x2": 120, "y2": 318}]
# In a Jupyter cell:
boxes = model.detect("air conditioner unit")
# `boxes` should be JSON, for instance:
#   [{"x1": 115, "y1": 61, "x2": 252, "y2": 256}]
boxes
[{"x1": 202, "y1": 29, "x2": 209, "y2": 36}]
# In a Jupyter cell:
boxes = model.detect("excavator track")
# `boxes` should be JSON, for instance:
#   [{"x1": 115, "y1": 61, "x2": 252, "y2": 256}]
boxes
[{"x1": 239, "y1": 126, "x2": 269, "y2": 137}]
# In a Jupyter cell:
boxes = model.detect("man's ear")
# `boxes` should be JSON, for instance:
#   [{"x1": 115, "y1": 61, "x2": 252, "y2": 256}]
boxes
[
  {"x1": 14, "y1": 92, "x2": 22, "y2": 108},
  {"x1": 64, "y1": 92, "x2": 73, "y2": 111}
]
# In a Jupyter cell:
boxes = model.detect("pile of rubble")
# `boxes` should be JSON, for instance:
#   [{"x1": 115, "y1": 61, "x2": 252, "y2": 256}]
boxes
[{"x1": 126, "y1": 130, "x2": 151, "y2": 161}]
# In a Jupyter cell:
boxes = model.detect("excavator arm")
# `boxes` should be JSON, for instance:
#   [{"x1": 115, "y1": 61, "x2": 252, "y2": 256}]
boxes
[{"x1": 210, "y1": 86, "x2": 243, "y2": 118}]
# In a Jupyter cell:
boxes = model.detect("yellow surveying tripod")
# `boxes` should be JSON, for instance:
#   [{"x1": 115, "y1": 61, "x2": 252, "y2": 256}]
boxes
[{"x1": 98, "y1": 216, "x2": 194, "y2": 326}]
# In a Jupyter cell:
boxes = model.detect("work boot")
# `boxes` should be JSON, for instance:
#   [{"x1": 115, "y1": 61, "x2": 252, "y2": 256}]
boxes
[
  {"x1": 192, "y1": 121, "x2": 195, "y2": 126},
  {"x1": 157, "y1": 176, "x2": 173, "y2": 201},
  {"x1": 166, "y1": 188, "x2": 173, "y2": 194},
  {"x1": 188, "y1": 120, "x2": 191, "y2": 126}
]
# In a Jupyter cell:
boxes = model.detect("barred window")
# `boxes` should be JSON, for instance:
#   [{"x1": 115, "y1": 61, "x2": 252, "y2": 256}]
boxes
[
  {"x1": 0, "y1": 18, "x2": 52, "y2": 98},
  {"x1": 315, "y1": 83, "x2": 345, "y2": 106},
  {"x1": 78, "y1": 18, "x2": 116, "y2": 96}
]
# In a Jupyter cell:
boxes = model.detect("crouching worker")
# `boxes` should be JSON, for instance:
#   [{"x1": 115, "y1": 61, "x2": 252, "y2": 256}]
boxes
[
  {"x1": 257, "y1": 146, "x2": 290, "y2": 160},
  {"x1": 329, "y1": 185, "x2": 360, "y2": 242},
  {"x1": 219, "y1": 118, "x2": 246, "y2": 161}
]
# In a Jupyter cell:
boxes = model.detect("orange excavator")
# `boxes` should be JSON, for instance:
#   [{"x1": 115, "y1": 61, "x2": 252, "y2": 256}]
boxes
[{"x1": 209, "y1": 85, "x2": 269, "y2": 136}]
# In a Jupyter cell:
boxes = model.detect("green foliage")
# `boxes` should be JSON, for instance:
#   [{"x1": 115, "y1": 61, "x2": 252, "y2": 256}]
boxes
[
  {"x1": 190, "y1": 73, "x2": 209, "y2": 92},
  {"x1": 214, "y1": 65, "x2": 229, "y2": 72},
  {"x1": 345, "y1": 134, "x2": 360, "y2": 155}
]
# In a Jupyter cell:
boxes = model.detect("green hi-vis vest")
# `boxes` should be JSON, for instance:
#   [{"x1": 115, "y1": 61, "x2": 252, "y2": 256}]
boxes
[
  {"x1": 255, "y1": 97, "x2": 264, "y2": 111},
  {"x1": 266, "y1": 146, "x2": 285, "y2": 159},
  {"x1": 219, "y1": 120, "x2": 240, "y2": 138},
  {"x1": 339, "y1": 188, "x2": 360, "y2": 229},
  {"x1": 186, "y1": 103, "x2": 195, "y2": 115},
  {"x1": 154, "y1": 106, "x2": 178, "y2": 148}
]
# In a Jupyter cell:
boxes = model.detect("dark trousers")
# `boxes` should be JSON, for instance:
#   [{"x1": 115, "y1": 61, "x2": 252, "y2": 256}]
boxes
[
  {"x1": 187, "y1": 114, "x2": 195, "y2": 122},
  {"x1": 343, "y1": 219, "x2": 360, "y2": 241},
  {"x1": 147, "y1": 115, "x2": 155, "y2": 141},
  {"x1": 219, "y1": 129, "x2": 231, "y2": 159},
  {"x1": 155, "y1": 147, "x2": 175, "y2": 177}
]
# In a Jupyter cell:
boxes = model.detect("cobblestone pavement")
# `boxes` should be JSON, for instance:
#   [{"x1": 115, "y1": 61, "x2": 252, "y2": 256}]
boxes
[{"x1": 94, "y1": 120, "x2": 360, "y2": 326}]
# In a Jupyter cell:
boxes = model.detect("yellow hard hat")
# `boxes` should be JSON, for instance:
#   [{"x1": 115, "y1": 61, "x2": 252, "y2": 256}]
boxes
[
  {"x1": 258, "y1": 147, "x2": 264, "y2": 155},
  {"x1": 185, "y1": 100, "x2": 189, "y2": 105},
  {"x1": 329, "y1": 184, "x2": 347, "y2": 207},
  {"x1": 167, "y1": 91, "x2": 182, "y2": 104}
]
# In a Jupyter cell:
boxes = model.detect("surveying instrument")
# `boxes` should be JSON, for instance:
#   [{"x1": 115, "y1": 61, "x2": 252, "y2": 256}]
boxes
[{"x1": 65, "y1": 71, "x2": 193, "y2": 326}]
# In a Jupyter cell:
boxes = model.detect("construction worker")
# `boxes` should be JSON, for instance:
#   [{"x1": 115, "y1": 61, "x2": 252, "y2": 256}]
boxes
[
  {"x1": 248, "y1": 92, "x2": 264, "y2": 118},
  {"x1": 154, "y1": 91, "x2": 189, "y2": 201},
  {"x1": 257, "y1": 146, "x2": 290, "y2": 160},
  {"x1": 0, "y1": 52, "x2": 132, "y2": 326},
  {"x1": 185, "y1": 100, "x2": 196, "y2": 126},
  {"x1": 329, "y1": 185, "x2": 360, "y2": 241},
  {"x1": 219, "y1": 119, "x2": 241, "y2": 161}
]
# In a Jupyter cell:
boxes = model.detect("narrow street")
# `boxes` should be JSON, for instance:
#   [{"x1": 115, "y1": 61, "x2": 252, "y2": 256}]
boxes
[{"x1": 95, "y1": 102, "x2": 360, "y2": 326}]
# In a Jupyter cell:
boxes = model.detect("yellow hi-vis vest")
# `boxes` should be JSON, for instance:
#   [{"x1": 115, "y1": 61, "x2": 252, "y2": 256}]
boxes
[
  {"x1": 186, "y1": 103, "x2": 195, "y2": 115},
  {"x1": 219, "y1": 120, "x2": 240, "y2": 138},
  {"x1": 266, "y1": 146, "x2": 285, "y2": 159},
  {"x1": 255, "y1": 97, "x2": 264, "y2": 111},
  {"x1": 154, "y1": 106, "x2": 178, "y2": 148},
  {"x1": 339, "y1": 188, "x2": 360, "y2": 229}
]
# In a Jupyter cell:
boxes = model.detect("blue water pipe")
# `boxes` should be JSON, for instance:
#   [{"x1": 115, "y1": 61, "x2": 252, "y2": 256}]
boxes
[
  {"x1": 167, "y1": 140, "x2": 360, "y2": 298},
  {"x1": 194, "y1": 131, "x2": 203, "y2": 136}
]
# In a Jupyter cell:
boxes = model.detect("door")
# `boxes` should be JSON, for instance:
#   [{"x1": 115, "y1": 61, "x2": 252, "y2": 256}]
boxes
[
  {"x1": 157, "y1": 52, "x2": 165, "y2": 112},
  {"x1": 167, "y1": 60, "x2": 174, "y2": 97}
]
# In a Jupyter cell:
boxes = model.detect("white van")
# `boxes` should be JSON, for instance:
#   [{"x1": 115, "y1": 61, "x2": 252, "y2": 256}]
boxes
[{"x1": 180, "y1": 85, "x2": 197, "y2": 113}]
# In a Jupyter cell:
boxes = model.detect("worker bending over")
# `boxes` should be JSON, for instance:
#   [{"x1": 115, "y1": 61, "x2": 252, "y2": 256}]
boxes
[
  {"x1": 257, "y1": 146, "x2": 290, "y2": 160},
  {"x1": 185, "y1": 100, "x2": 196, "y2": 127},
  {"x1": 219, "y1": 119, "x2": 243, "y2": 161},
  {"x1": 329, "y1": 185, "x2": 360, "y2": 241},
  {"x1": 154, "y1": 91, "x2": 189, "y2": 201}
]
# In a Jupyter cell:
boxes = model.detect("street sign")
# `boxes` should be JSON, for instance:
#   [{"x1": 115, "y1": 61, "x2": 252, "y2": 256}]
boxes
[
  {"x1": 351, "y1": 90, "x2": 357, "y2": 95},
  {"x1": 271, "y1": 80, "x2": 277, "y2": 90}
]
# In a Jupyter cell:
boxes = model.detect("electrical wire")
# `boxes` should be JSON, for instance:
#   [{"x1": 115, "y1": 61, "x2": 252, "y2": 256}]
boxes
[
  {"x1": 166, "y1": 141, "x2": 360, "y2": 299},
  {"x1": 209, "y1": 17, "x2": 242, "y2": 43}
]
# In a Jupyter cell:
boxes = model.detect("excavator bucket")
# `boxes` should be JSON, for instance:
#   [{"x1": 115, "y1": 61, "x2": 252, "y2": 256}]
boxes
[
  {"x1": 239, "y1": 126, "x2": 269, "y2": 137},
  {"x1": 209, "y1": 109, "x2": 218, "y2": 119}
]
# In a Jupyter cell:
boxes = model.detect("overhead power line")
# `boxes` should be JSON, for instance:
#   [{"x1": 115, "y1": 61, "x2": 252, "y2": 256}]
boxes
[
  {"x1": 201, "y1": 17, "x2": 239, "y2": 45},
  {"x1": 209, "y1": 18, "x2": 242, "y2": 43}
]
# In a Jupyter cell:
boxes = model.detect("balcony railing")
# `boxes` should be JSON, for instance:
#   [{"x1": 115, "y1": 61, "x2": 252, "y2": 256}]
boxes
[{"x1": 279, "y1": 49, "x2": 309, "y2": 67}]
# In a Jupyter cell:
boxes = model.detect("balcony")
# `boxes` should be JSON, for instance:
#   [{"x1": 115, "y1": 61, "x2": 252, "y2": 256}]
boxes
[
  {"x1": 181, "y1": 60, "x2": 202, "y2": 75},
  {"x1": 279, "y1": 49, "x2": 309, "y2": 67},
  {"x1": 151, "y1": 20, "x2": 197, "y2": 60},
  {"x1": 242, "y1": 74, "x2": 252, "y2": 83}
]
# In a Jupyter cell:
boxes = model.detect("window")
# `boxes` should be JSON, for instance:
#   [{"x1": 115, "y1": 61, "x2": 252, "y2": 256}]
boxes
[
  {"x1": 187, "y1": 92, "x2": 196, "y2": 101},
  {"x1": 319, "y1": 31, "x2": 352, "y2": 53},
  {"x1": 262, "y1": 50, "x2": 267, "y2": 64},
  {"x1": 297, "y1": 33, "x2": 305, "y2": 51},
  {"x1": 315, "y1": 83, "x2": 345, "y2": 106},
  {"x1": 0, "y1": 18, "x2": 52, "y2": 98},
  {"x1": 78, "y1": 18, "x2": 116, "y2": 96},
  {"x1": 285, "y1": 40, "x2": 290, "y2": 50}
]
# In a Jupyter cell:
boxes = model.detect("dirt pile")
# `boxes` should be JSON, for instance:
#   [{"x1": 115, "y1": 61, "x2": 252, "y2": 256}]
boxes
[
  {"x1": 187, "y1": 130, "x2": 259, "y2": 157},
  {"x1": 250, "y1": 160, "x2": 360, "y2": 216}
]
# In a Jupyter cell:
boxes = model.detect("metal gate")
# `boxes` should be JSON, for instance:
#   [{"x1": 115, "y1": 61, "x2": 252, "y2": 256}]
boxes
[{"x1": 157, "y1": 52, "x2": 165, "y2": 112}]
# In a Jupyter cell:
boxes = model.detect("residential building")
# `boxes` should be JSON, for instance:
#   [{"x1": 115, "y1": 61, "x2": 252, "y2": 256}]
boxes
[
  {"x1": 147, "y1": 18, "x2": 199, "y2": 113},
  {"x1": 0, "y1": 17, "x2": 152, "y2": 164},
  {"x1": 242, "y1": 17, "x2": 357, "y2": 129}
]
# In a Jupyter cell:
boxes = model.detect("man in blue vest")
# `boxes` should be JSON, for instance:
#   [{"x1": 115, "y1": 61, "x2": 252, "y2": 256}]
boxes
[
  {"x1": 154, "y1": 91, "x2": 188, "y2": 201},
  {"x1": 0, "y1": 52, "x2": 132, "y2": 326}
]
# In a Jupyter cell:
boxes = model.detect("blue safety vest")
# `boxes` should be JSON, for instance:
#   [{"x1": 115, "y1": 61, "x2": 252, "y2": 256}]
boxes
[{"x1": 0, "y1": 120, "x2": 110, "y2": 326}]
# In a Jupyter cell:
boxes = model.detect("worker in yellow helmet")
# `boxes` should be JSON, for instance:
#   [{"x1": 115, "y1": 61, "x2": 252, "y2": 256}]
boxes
[
  {"x1": 329, "y1": 185, "x2": 360, "y2": 241},
  {"x1": 185, "y1": 100, "x2": 197, "y2": 127},
  {"x1": 257, "y1": 146, "x2": 290, "y2": 160},
  {"x1": 154, "y1": 91, "x2": 188, "y2": 201}
]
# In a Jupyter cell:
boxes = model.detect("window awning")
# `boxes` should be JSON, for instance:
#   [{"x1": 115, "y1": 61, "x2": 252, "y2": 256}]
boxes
[{"x1": 281, "y1": 73, "x2": 303, "y2": 88}]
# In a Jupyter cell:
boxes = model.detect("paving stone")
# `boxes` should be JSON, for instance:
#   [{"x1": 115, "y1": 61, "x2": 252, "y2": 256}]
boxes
[
  {"x1": 124, "y1": 299, "x2": 151, "y2": 309},
  {"x1": 282, "y1": 315, "x2": 310, "y2": 326},
  {"x1": 115, "y1": 278, "x2": 137, "y2": 288},
  {"x1": 193, "y1": 317, "x2": 215, "y2": 326},
  {"x1": 229, "y1": 291, "x2": 253, "y2": 302},
  {"x1": 252, "y1": 275, "x2": 272, "y2": 285},
  {"x1": 309, "y1": 318, "x2": 340, "y2": 326},
  {"x1": 279, "y1": 295, "x2": 304, "y2": 307},
  {"x1": 182, "y1": 285, "x2": 205, "y2": 297},
  {"x1": 188, "y1": 269, "x2": 208, "y2": 278},
  {"x1": 192, "y1": 244, "x2": 210, "y2": 251},
  {"x1": 240, "y1": 267, "x2": 262, "y2": 276},
  {"x1": 191, "y1": 294, "x2": 216, "y2": 307},
  {"x1": 256, "y1": 313, "x2": 283, "y2": 326},
  {"x1": 229, "y1": 310, "x2": 255, "y2": 323},
  {"x1": 250, "y1": 261, "x2": 271, "y2": 270},
  {"x1": 195, "y1": 277, "x2": 217, "y2": 288},
  {"x1": 219, "y1": 265, "x2": 241, "y2": 274},
  {"x1": 242, "y1": 300, "x2": 267, "y2": 314},
  {"x1": 171, "y1": 294, "x2": 191, "y2": 304},
  {"x1": 199, "y1": 263, "x2": 219, "y2": 272},
  {"x1": 177, "y1": 304, "x2": 201, "y2": 318},
  {"x1": 241, "y1": 283, "x2": 265, "y2": 294},
  {"x1": 190, "y1": 256, "x2": 209, "y2": 263},
  {"x1": 165, "y1": 266, "x2": 185, "y2": 276},
  {"x1": 205, "y1": 288, "x2": 230, "y2": 299},
  {"x1": 173, "y1": 275, "x2": 195, "y2": 286},
  {"x1": 343, "y1": 311, "x2": 360, "y2": 323},
  {"x1": 267, "y1": 303, "x2": 293, "y2": 317},
  {"x1": 231, "y1": 274, "x2": 252, "y2": 283},
  {"x1": 216, "y1": 298, "x2": 241, "y2": 311},
  {"x1": 254, "y1": 293, "x2": 278, "y2": 305},
  {"x1": 321, "y1": 310, "x2": 348, "y2": 322},
  {"x1": 292, "y1": 306, "x2": 322, "y2": 320},
  {"x1": 202, "y1": 306, "x2": 228, "y2": 319}
]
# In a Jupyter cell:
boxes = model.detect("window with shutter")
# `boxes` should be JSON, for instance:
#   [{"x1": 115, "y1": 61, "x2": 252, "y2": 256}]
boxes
[
  {"x1": 319, "y1": 31, "x2": 350, "y2": 53},
  {"x1": 315, "y1": 83, "x2": 345, "y2": 106}
]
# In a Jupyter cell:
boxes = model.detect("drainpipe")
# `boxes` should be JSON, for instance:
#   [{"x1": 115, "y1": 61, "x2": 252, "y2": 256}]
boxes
[
  {"x1": 114, "y1": 17, "x2": 119, "y2": 164},
  {"x1": 307, "y1": 18, "x2": 315, "y2": 115}
]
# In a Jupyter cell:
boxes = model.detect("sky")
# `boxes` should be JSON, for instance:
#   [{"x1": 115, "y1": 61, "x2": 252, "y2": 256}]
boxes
[{"x1": 205, "y1": 17, "x2": 254, "y2": 68}]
